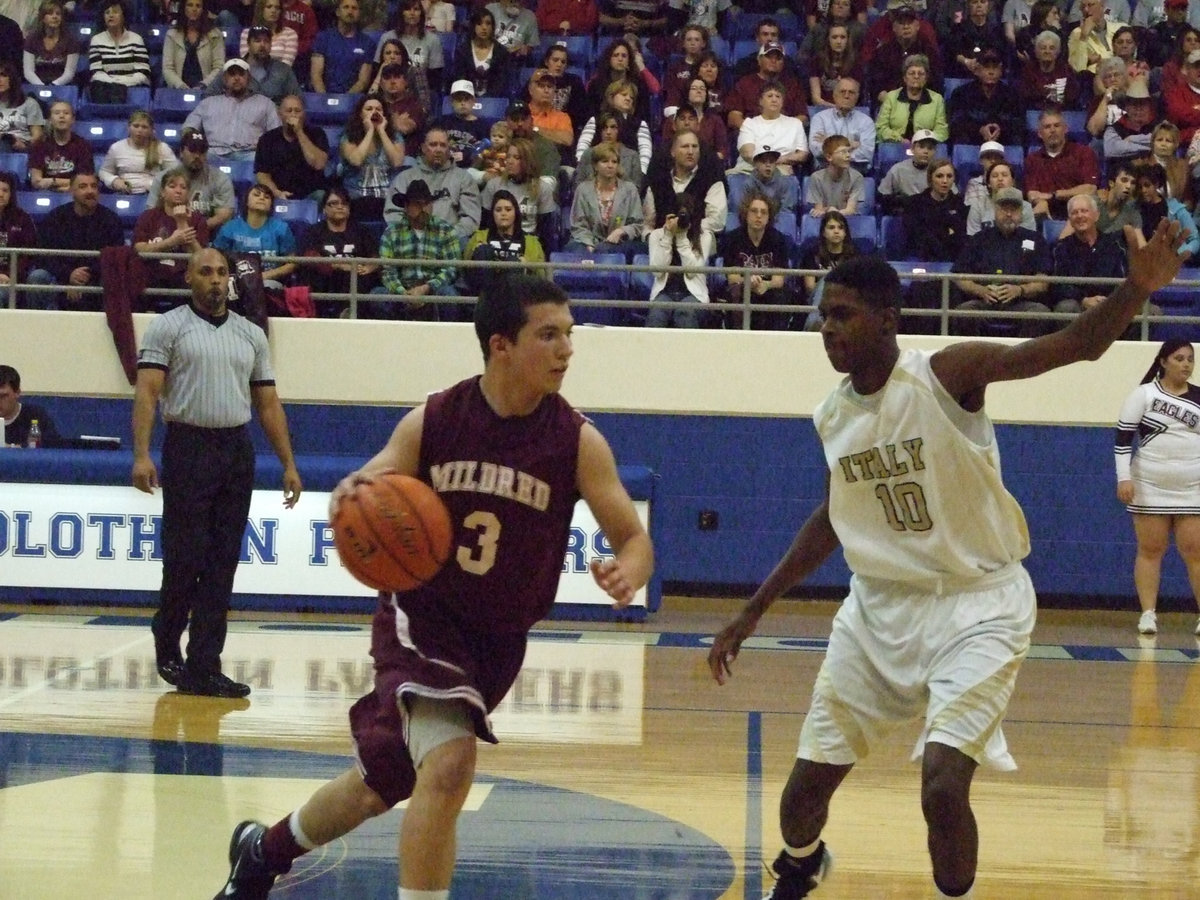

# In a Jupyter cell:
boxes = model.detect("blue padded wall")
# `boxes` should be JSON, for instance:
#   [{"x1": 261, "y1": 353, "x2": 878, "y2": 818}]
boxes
[{"x1": 40, "y1": 399, "x2": 1169, "y2": 605}]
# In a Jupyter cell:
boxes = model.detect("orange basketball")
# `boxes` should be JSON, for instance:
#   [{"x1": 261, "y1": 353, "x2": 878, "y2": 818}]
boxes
[{"x1": 332, "y1": 474, "x2": 454, "y2": 592}]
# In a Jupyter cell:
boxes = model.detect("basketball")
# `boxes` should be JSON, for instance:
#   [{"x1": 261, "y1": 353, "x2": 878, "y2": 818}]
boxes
[{"x1": 332, "y1": 474, "x2": 454, "y2": 592}]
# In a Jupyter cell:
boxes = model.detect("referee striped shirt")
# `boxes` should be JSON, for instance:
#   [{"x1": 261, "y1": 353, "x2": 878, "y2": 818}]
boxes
[{"x1": 137, "y1": 305, "x2": 274, "y2": 428}]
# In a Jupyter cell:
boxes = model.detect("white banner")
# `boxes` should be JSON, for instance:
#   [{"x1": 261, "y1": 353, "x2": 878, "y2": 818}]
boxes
[{"x1": 0, "y1": 483, "x2": 649, "y2": 608}]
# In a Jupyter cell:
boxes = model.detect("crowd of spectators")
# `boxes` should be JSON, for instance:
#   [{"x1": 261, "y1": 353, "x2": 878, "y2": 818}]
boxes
[{"x1": 1, "y1": 0, "x2": 1200, "y2": 331}]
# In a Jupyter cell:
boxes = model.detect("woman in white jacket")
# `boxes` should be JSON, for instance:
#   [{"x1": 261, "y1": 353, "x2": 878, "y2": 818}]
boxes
[{"x1": 646, "y1": 193, "x2": 715, "y2": 329}]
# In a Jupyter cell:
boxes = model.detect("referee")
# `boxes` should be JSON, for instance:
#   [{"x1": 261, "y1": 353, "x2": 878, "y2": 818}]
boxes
[{"x1": 132, "y1": 248, "x2": 303, "y2": 699}]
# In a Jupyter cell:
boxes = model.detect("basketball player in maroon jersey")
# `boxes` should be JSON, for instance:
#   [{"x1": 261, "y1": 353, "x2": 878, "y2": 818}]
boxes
[{"x1": 212, "y1": 275, "x2": 654, "y2": 900}]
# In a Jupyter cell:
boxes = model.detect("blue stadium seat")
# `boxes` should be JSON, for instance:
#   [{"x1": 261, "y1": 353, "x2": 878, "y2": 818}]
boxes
[
  {"x1": 879, "y1": 215, "x2": 910, "y2": 258},
  {"x1": 98, "y1": 193, "x2": 148, "y2": 226},
  {"x1": 709, "y1": 36, "x2": 729, "y2": 65},
  {"x1": 438, "y1": 96, "x2": 507, "y2": 124},
  {"x1": 951, "y1": 143, "x2": 1025, "y2": 184},
  {"x1": 303, "y1": 92, "x2": 361, "y2": 125},
  {"x1": 17, "y1": 190, "x2": 74, "y2": 221},
  {"x1": 860, "y1": 176, "x2": 875, "y2": 215},
  {"x1": 731, "y1": 11, "x2": 800, "y2": 40},
  {"x1": 538, "y1": 34, "x2": 592, "y2": 64},
  {"x1": 78, "y1": 119, "x2": 129, "y2": 152},
  {"x1": 438, "y1": 31, "x2": 457, "y2": 62},
  {"x1": 549, "y1": 251, "x2": 628, "y2": 325},
  {"x1": 943, "y1": 77, "x2": 972, "y2": 99},
  {"x1": 159, "y1": 123, "x2": 184, "y2": 150},
  {"x1": 26, "y1": 84, "x2": 80, "y2": 109},
  {"x1": 215, "y1": 158, "x2": 256, "y2": 190},
  {"x1": 79, "y1": 86, "x2": 152, "y2": 120},
  {"x1": 143, "y1": 24, "x2": 167, "y2": 53},
  {"x1": 67, "y1": 21, "x2": 95, "y2": 44},
  {"x1": 726, "y1": 172, "x2": 751, "y2": 213},
  {"x1": 273, "y1": 198, "x2": 320, "y2": 240},
  {"x1": 774, "y1": 209, "x2": 798, "y2": 243},
  {"x1": 1148, "y1": 281, "x2": 1200, "y2": 341},
  {"x1": 1042, "y1": 218, "x2": 1067, "y2": 243},
  {"x1": 152, "y1": 88, "x2": 205, "y2": 123},
  {"x1": 799, "y1": 213, "x2": 876, "y2": 253},
  {"x1": 0, "y1": 153, "x2": 29, "y2": 185}
]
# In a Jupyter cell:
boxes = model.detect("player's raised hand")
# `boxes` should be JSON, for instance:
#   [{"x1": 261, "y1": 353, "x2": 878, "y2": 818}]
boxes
[{"x1": 1128, "y1": 218, "x2": 1185, "y2": 296}]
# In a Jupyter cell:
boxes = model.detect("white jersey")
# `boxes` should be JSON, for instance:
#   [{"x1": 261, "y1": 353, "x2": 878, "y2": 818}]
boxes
[
  {"x1": 814, "y1": 348, "x2": 1030, "y2": 586},
  {"x1": 1114, "y1": 379, "x2": 1200, "y2": 513}
]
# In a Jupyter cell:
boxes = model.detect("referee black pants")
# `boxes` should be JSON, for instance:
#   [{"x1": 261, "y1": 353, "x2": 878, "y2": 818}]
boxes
[{"x1": 152, "y1": 422, "x2": 255, "y2": 676}]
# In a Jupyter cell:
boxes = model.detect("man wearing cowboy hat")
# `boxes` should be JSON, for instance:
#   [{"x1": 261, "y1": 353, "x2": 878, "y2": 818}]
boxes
[
  {"x1": 383, "y1": 127, "x2": 482, "y2": 239},
  {"x1": 1103, "y1": 76, "x2": 1157, "y2": 176}
]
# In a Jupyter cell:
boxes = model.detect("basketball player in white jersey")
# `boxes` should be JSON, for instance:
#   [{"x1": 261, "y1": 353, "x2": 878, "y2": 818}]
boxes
[{"x1": 708, "y1": 220, "x2": 1186, "y2": 900}]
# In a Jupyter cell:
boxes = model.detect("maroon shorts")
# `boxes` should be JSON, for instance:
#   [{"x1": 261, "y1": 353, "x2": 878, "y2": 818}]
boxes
[{"x1": 348, "y1": 593, "x2": 528, "y2": 807}]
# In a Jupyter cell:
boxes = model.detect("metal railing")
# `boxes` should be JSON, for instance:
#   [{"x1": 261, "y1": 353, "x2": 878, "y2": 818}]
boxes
[{"x1": 2, "y1": 245, "x2": 1197, "y2": 340}]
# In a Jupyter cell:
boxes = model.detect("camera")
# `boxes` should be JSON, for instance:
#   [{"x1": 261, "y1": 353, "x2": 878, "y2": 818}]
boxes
[{"x1": 674, "y1": 211, "x2": 690, "y2": 231}]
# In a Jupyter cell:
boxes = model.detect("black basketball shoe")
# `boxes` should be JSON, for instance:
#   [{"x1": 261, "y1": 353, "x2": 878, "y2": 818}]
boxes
[
  {"x1": 212, "y1": 820, "x2": 277, "y2": 899},
  {"x1": 762, "y1": 843, "x2": 833, "y2": 899}
]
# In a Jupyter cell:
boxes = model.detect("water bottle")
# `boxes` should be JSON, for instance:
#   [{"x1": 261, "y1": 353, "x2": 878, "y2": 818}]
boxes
[{"x1": 27, "y1": 419, "x2": 40, "y2": 449}]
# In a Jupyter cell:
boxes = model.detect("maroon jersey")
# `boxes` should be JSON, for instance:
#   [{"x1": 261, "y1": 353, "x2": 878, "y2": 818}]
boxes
[{"x1": 400, "y1": 375, "x2": 585, "y2": 633}]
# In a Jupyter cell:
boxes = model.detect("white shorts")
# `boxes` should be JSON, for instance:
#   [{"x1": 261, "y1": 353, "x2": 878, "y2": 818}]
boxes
[{"x1": 797, "y1": 563, "x2": 1036, "y2": 771}]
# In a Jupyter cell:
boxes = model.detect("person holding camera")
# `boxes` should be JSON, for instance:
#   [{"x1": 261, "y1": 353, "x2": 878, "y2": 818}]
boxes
[{"x1": 645, "y1": 193, "x2": 715, "y2": 329}]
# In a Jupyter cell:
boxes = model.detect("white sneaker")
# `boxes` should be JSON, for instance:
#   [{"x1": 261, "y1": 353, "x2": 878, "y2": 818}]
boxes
[{"x1": 1138, "y1": 610, "x2": 1157, "y2": 635}]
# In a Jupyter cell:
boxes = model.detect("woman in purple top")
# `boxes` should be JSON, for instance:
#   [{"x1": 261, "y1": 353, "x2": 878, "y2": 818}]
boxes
[{"x1": 22, "y1": 0, "x2": 81, "y2": 86}]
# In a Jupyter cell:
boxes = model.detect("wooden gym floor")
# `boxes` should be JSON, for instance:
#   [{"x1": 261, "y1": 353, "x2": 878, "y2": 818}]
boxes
[{"x1": 1, "y1": 598, "x2": 1199, "y2": 899}]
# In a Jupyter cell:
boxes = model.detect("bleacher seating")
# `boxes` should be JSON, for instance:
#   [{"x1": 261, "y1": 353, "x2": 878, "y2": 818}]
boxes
[
  {"x1": 79, "y1": 86, "x2": 153, "y2": 121},
  {"x1": 438, "y1": 31, "x2": 456, "y2": 62},
  {"x1": 26, "y1": 85, "x2": 80, "y2": 110},
  {"x1": 879, "y1": 215, "x2": 909, "y2": 259},
  {"x1": 730, "y1": 11, "x2": 800, "y2": 40},
  {"x1": 152, "y1": 88, "x2": 205, "y2": 123},
  {"x1": 303, "y1": 92, "x2": 361, "y2": 126},
  {"x1": 538, "y1": 35, "x2": 592, "y2": 64},
  {"x1": 951, "y1": 143, "x2": 1025, "y2": 189},
  {"x1": 1149, "y1": 277, "x2": 1200, "y2": 340},
  {"x1": 273, "y1": 198, "x2": 320, "y2": 240},
  {"x1": 0, "y1": 153, "x2": 30, "y2": 186},
  {"x1": 159, "y1": 123, "x2": 184, "y2": 150},
  {"x1": 549, "y1": 252, "x2": 628, "y2": 325},
  {"x1": 799, "y1": 213, "x2": 877, "y2": 254},
  {"x1": 215, "y1": 158, "x2": 256, "y2": 193},
  {"x1": 98, "y1": 193, "x2": 148, "y2": 227},
  {"x1": 438, "y1": 96, "x2": 507, "y2": 123},
  {"x1": 1042, "y1": 219, "x2": 1067, "y2": 244},
  {"x1": 78, "y1": 120, "x2": 130, "y2": 152},
  {"x1": 17, "y1": 191, "x2": 74, "y2": 222}
]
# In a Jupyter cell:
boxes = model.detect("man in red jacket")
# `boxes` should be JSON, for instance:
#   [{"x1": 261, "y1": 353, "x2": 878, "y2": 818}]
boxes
[{"x1": 1163, "y1": 48, "x2": 1200, "y2": 145}]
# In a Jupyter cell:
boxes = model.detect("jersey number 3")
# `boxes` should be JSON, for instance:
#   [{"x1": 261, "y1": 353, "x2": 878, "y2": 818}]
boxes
[
  {"x1": 457, "y1": 510, "x2": 501, "y2": 575},
  {"x1": 874, "y1": 482, "x2": 933, "y2": 532}
]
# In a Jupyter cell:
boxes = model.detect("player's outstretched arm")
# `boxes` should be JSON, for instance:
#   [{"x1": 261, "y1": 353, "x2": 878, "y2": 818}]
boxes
[
  {"x1": 931, "y1": 219, "x2": 1185, "y2": 407},
  {"x1": 709, "y1": 474, "x2": 840, "y2": 685},
  {"x1": 577, "y1": 423, "x2": 654, "y2": 609},
  {"x1": 328, "y1": 405, "x2": 425, "y2": 520}
]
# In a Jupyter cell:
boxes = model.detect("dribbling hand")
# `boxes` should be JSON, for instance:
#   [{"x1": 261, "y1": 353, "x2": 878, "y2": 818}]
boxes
[
  {"x1": 328, "y1": 467, "x2": 393, "y2": 519},
  {"x1": 707, "y1": 613, "x2": 758, "y2": 685}
]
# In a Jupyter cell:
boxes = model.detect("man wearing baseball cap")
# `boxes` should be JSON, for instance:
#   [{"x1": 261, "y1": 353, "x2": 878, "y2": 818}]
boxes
[
  {"x1": 863, "y1": 1, "x2": 944, "y2": 103},
  {"x1": 504, "y1": 99, "x2": 563, "y2": 190},
  {"x1": 217, "y1": 24, "x2": 301, "y2": 103},
  {"x1": 377, "y1": 57, "x2": 424, "y2": 139},
  {"x1": 726, "y1": 38, "x2": 809, "y2": 131},
  {"x1": 878, "y1": 128, "x2": 940, "y2": 213},
  {"x1": 147, "y1": 130, "x2": 236, "y2": 233},
  {"x1": 184, "y1": 59, "x2": 281, "y2": 160},
  {"x1": 947, "y1": 48, "x2": 1024, "y2": 145},
  {"x1": 526, "y1": 67, "x2": 574, "y2": 151},
  {"x1": 952, "y1": 185, "x2": 1052, "y2": 337}
]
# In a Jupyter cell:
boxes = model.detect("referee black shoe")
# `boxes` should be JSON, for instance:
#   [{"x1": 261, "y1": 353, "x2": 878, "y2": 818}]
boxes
[
  {"x1": 180, "y1": 670, "x2": 252, "y2": 699},
  {"x1": 156, "y1": 655, "x2": 185, "y2": 687},
  {"x1": 213, "y1": 820, "x2": 277, "y2": 899}
]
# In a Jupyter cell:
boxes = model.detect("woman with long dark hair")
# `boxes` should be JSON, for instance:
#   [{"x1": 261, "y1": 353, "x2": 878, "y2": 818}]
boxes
[
  {"x1": 800, "y1": 208, "x2": 858, "y2": 325},
  {"x1": 0, "y1": 61, "x2": 44, "y2": 151},
  {"x1": 238, "y1": 0, "x2": 297, "y2": 65},
  {"x1": 339, "y1": 93, "x2": 406, "y2": 219},
  {"x1": 586, "y1": 37, "x2": 660, "y2": 123},
  {"x1": 809, "y1": 22, "x2": 862, "y2": 108},
  {"x1": 646, "y1": 193, "x2": 715, "y2": 329},
  {"x1": 664, "y1": 25, "x2": 711, "y2": 113},
  {"x1": 463, "y1": 189, "x2": 546, "y2": 293},
  {"x1": 481, "y1": 136, "x2": 557, "y2": 251},
  {"x1": 0, "y1": 171, "x2": 40, "y2": 308},
  {"x1": 162, "y1": 0, "x2": 225, "y2": 89},
  {"x1": 377, "y1": 0, "x2": 444, "y2": 98},
  {"x1": 298, "y1": 185, "x2": 382, "y2": 313},
  {"x1": 1115, "y1": 340, "x2": 1200, "y2": 636},
  {"x1": 22, "y1": 0, "x2": 80, "y2": 86},
  {"x1": 449, "y1": 7, "x2": 513, "y2": 97}
]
